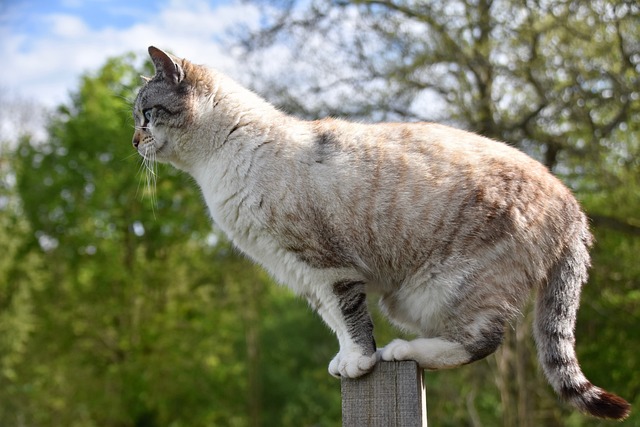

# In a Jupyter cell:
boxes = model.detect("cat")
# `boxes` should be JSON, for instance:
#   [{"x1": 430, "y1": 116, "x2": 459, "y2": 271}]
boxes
[{"x1": 132, "y1": 46, "x2": 630, "y2": 420}]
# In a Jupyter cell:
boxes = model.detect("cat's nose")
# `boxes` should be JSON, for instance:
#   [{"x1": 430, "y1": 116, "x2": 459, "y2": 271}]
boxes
[{"x1": 132, "y1": 131, "x2": 141, "y2": 149}]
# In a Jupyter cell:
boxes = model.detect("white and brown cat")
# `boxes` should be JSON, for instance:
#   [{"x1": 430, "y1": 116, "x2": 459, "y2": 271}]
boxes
[{"x1": 132, "y1": 46, "x2": 630, "y2": 420}]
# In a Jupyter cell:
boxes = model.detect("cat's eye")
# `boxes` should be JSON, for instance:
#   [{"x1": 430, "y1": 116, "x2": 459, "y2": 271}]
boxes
[{"x1": 143, "y1": 109, "x2": 153, "y2": 123}]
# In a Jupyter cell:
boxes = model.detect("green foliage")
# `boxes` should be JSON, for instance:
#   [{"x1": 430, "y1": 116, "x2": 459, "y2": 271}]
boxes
[{"x1": 0, "y1": 143, "x2": 45, "y2": 423}]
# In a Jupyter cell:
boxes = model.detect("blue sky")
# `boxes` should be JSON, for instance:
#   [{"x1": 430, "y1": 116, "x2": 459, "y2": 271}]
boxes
[
  {"x1": 5, "y1": 0, "x2": 164, "y2": 35},
  {"x1": 1, "y1": 0, "x2": 259, "y2": 108}
]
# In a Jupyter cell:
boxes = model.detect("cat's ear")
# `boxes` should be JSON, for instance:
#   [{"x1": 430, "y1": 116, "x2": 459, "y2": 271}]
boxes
[{"x1": 148, "y1": 46, "x2": 185, "y2": 85}]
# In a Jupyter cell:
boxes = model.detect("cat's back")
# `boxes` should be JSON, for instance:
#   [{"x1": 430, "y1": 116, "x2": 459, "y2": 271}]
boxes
[
  {"x1": 309, "y1": 119, "x2": 566, "y2": 201},
  {"x1": 297, "y1": 119, "x2": 584, "y2": 279},
  {"x1": 313, "y1": 119, "x2": 543, "y2": 175}
]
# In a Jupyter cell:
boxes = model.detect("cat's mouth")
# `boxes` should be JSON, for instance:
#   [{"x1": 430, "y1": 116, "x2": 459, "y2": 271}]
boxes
[
  {"x1": 138, "y1": 138, "x2": 167, "y2": 160},
  {"x1": 133, "y1": 127, "x2": 167, "y2": 160}
]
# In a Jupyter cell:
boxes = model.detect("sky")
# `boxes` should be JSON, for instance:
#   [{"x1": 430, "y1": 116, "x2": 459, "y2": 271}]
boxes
[
  {"x1": 1, "y1": 0, "x2": 262, "y2": 108},
  {"x1": 0, "y1": 0, "x2": 445, "y2": 145}
]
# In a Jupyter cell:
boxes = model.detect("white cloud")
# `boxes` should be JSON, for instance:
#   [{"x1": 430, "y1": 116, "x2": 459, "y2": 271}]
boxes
[
  {"x1": 46, "y1": 13, "x2": 90, "y2": 38},
  {"x1": 0, "y1": 0, "x2": 261, "y2": 109}
]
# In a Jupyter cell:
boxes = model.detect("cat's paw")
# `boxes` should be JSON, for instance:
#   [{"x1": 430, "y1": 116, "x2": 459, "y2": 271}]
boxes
[
  {"x1": 379, "y1": 339, "x2": 414, "y2": 361},
  {"x1": 328, "y1": 351, "x2": 378, "y2": 378}
]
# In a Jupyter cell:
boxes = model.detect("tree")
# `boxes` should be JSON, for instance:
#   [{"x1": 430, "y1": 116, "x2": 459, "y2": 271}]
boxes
[
  {"x1": 237, "y1": 0, "x2": 640, "y2": 425},
  {"x1": 0, "y1": 140, "x2": 44, "y2": 426}
]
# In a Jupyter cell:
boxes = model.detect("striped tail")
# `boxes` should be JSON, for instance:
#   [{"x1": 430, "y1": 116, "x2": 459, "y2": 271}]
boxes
[{"x1": 533, "y1": 227, "x2": 630, "y2": 420}]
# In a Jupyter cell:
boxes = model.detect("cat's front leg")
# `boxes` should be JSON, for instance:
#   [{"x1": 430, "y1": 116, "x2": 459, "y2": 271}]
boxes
[{"x1": 307, "y1": 279, "x2": 377, "y2": 378}]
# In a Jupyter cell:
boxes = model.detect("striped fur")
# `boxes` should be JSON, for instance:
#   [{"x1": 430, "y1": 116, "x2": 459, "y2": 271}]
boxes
[
  {"x1": 333, "y1": 280, "x2": 376, "y2": 355},
  {"x1": 132, "y1": 47, "x2": 630, "y2": 420}
]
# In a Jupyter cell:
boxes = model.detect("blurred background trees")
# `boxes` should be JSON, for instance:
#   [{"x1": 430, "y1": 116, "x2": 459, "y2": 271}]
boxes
[{"x1": 0, "y1": 0, "x2": 638, "y2": 426}]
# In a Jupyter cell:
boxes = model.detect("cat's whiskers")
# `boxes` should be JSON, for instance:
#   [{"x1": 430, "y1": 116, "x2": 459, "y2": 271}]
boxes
[
  {"x1": 122, "y1": 151, "x2": 141, "y2": 162},
  {"x1": 143, "y1": 151, "x2": 158, "y2": 217},
  {"x1": 134, "y1": 154, "x2": 148, "y2": 198},
  {"x1": 133, "y1": 146, "x2": 158, "y2": 218}
]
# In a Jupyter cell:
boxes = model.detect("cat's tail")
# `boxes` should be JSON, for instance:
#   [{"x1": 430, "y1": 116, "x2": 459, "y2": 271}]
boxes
[{"x1": 533, "y1": 226, "x2": 630, "y2": 420}]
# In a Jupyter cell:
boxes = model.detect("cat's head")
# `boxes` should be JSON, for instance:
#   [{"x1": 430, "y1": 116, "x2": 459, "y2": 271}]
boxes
[{"x1": 132, "y1": 46, "x2": 213, "y2": 168}]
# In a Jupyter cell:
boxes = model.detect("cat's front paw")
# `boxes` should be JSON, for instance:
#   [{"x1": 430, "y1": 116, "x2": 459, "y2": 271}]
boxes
[
  {"x1": 379, "y1": 338, "x2": 413, "y2": 361},
  {"x1": 329, "y1": 351, "x2": 378, "y2": 378}
]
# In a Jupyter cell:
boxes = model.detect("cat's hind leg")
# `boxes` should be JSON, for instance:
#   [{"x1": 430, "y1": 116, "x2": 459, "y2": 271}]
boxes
[
  {"x1": 380, "y1": 314, "x2": 505, "y2": 370},
  {"x1": 380, "y1": 337, "x2": 471, "y2": 369},
  {"x1": 378, "y1": 267, "x2": 515, "y2": 369}
]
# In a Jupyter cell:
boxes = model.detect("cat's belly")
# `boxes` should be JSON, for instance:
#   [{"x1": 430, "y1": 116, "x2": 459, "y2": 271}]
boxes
[{"x1": 378, "y1": 265, "x2": 468, "y2": 335}]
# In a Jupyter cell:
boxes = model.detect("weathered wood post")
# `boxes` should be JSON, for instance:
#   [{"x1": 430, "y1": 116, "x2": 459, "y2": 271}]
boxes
[{"x1": 341, "y1": 361, "x2": 427, "y2": 426}]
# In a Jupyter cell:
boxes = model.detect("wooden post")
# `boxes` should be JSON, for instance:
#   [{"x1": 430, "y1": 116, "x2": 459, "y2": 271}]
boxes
[{"x1": 341, "y1": 361, "x2": 427, "y2": 426}]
